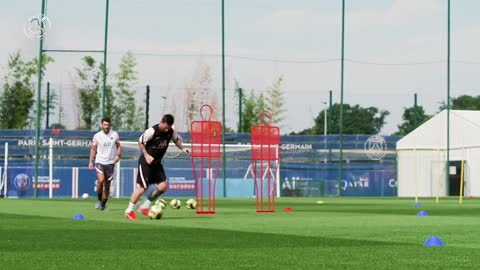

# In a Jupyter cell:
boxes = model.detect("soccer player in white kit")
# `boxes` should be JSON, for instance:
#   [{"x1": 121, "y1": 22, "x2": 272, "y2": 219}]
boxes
[{"x1": 89, "y1": 117, "x2": 122, "y2": 211}]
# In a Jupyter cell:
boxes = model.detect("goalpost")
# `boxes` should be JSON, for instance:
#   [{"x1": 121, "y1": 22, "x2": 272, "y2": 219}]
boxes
[
  {"x1": 2, "y1": 139, "x2": 263, "y2": 199},
  {"x1": 1, "y1": 143, "x2": 8, "y2": 198},
  {"x1": 243, "y1": 145, "x2": 280, "y2": 198},
  {"x1": 119, "y1": 141, "x2": 259, "y2": 197},
  {"x1": 120, "y1": 142, "x2": 253, "y2": 159}
]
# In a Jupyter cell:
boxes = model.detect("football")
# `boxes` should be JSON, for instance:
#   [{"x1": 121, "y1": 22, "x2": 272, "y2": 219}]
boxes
[
  {"x1": 81, "y1": 193, "x2": 89, "y2": 199},
  {"x1": 170, "y1": 199, "x2": 181, "y2": 209},
  {"x1": 148, "y1": 204, "x2": 164, "y2": 219},
  {"x1": 155, "y1": 199, "x2": 167, "y2": 209},
  {"x1": 186, "y1": 199, "x2": 197, "y2": 209}
]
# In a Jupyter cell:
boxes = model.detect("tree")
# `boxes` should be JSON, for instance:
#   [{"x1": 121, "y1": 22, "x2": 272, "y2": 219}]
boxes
[
  {"x1": 265, "y1": 76, "x2": 286, "y2": 127},
  {"x1": 208, "y1": 91, "x2": 220, "y2": 122},
  {"x1": 75, "y1": 56, "x2": 114, "y2": 130},
  {"x1": 0, "y1": 51, "x2": 53, "y2": 129},
  {"x1": 294, "y1": 103, "x2": 389, "y2": 135},
  {"x1": 235, "y1": 76, "x2": 285, "y2": 133},
  {"x1": 233, "y1": 81, "x2": 246, "y2": 132},
  {"x1": 76, "y1": 56, "x2": 102, "y2": 129},
  {"x1": 241, "y1": 90, "x2": 266, "y2": 132},
  {"x1": 182, "y1": 61, "x2": 214, "y2": 131},
  {"x1": 41, "y1": 84, "x2": 59, "y2": 129},
  {"x1": 438, "y1": 95, "x2": 480, "y2": 111},
  {"x1": 76, "y1": 52, "x2": 145, "y2": 131},
  {"x1": 102, "y1": 62, "x2": 114, "y2": 120},
  {"x1": 111, "y1": 51, "x2": 144, "y2": 130},
  {"x1": 241, "y1": 90, "x2": 257, "y2": 133},
  {"x1": 291, "y1": 126, "x2": 314, "y2": 135},
  {"x1": 49, "y1": 123, "x2": 66, "y2": 129},
  {"x1": 393, "y1": 106, "x2": 431, "y2": 136},
  {"x1": 27, "y1": 55, "x2": 56, "y2": 128}
]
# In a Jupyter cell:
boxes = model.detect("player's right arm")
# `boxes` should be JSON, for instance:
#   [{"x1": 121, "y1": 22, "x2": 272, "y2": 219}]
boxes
[
  {"x1": 139, "y1": 128, "x2": 154, "y2": 164},
  {"x1": 89, "y1": 135, "x2": 98, "y2": 170}
]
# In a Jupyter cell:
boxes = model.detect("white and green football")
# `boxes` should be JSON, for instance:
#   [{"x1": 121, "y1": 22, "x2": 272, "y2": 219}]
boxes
[
  {"x1": 186, "y1": 199, "x2": 197, "y2": 209},
  {"x1": 170, "y1": 199, "x2": 181, "y2": 209},
  {"x1": 148, "y1": 204, "x2": 164, "y2": 219},
  {"x1": 155, "y1": 199, "x2": 167, "y2": 209}
]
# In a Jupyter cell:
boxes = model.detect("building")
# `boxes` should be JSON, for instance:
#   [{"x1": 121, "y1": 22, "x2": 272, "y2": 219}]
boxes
[{"x1": 396, "y1": 110, "x2": 480, "y2": 197}]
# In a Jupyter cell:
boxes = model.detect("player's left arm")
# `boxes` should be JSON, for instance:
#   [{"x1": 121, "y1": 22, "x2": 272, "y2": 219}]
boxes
[
  {"x1": 173, "y1": 130, "x2": 190, "y2": 154},
  {"x1": 114, "y1": 132, "x2": 122, "y2": 163}
]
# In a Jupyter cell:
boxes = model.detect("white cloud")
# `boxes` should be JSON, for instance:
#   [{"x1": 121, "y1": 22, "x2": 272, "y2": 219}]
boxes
[
  {"x1": 388, "y1": 0, "x2": 442, "y2": 21},
  {"x1": 346, "y1": 0, "x2": 442, "y2": 32},
  {"x1": 2, "y1": 0, "x2": 480, "y2": 134},
  {"x1": 257, "y1": 9, "x2": 316, "y2": 35}
]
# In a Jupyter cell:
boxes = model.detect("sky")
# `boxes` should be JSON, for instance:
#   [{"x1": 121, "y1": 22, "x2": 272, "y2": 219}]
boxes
[{"x1": 1, "y1": 0, "x2": 480, "y2": 134}]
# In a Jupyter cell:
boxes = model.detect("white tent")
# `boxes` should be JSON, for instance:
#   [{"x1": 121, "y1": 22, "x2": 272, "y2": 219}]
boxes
[{"x1": 396, "y1": 110, "x2": 480, "y2": 197}]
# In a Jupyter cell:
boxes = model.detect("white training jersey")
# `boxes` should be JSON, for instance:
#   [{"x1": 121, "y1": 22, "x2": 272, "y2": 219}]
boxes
[{"x1": 92, "y1": 130, "x2": 120, "y2": 164}]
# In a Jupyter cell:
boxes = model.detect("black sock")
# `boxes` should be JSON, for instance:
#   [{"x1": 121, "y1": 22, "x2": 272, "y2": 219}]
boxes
[
  {"x1": 102, "y1": 198, "x2": 108, "y2": 208},
  {"x1": 97, "y1": 193, "x2": 102, "y2": 201}
]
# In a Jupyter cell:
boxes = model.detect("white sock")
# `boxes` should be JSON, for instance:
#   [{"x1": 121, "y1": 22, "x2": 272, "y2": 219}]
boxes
[
  {"x1": 139, "y1": 199, "x2": 152, "y2": 209},
  {"x1": 125, "y1": 202, "x2": 136, "y2": 213}
]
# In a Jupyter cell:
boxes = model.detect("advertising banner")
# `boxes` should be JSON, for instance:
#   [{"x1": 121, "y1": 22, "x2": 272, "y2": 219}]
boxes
[
  {"x1": 6, "y1": 167, "x2": 73, "y2": 198},
  {"x1": 280, "y1": 168, "x2": 397, "y2": 197}
]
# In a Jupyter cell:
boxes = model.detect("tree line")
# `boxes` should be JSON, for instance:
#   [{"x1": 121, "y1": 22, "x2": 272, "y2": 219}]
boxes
[
  {"x1": 235, "y1": 81, "x2": 480, "y2": 136},
  {"x1": 291, "y1": 95, "x2": 480, "y2": 136},
  {"x1": 0, "y1": 51, "x2": 143, "y2": 131},
  {"x1": 1, "y1": 51, "x2": 479, "y2": 135}
]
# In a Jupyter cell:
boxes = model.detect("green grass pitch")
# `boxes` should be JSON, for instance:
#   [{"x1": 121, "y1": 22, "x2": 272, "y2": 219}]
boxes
[{"x1": 1, "y1": 197, "x2": 480, "y2": 269}]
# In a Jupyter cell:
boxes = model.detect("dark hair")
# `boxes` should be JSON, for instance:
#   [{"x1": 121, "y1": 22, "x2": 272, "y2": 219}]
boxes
[
  {"x1": 102, "y1": 117, "x2": 111, "y2": 124},
  {"x1": 161, "y1": 114, "x2": 174, "y2": 125}
]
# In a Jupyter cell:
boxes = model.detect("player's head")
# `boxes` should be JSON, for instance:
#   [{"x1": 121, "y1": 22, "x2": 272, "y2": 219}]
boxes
[
  {"x1": 101, "y1": 117, "x2": 112, "y2": 133},
  {"x1": 159, "y1": 114, "x2": 174, "y2": 132}
]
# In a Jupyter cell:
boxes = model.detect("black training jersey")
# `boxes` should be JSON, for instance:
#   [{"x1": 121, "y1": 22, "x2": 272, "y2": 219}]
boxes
[{"x1": 141, "y1": 124, "x2": 173, "y2": 161}]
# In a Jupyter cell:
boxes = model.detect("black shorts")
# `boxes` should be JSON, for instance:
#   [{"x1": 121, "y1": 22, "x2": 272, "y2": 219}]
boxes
[
  {"x1": 95, "y1": 163, "x2": 115, "y2": 181},
  {"x1": 136, "y1": 160, "x2": 166, "y2": 189}
]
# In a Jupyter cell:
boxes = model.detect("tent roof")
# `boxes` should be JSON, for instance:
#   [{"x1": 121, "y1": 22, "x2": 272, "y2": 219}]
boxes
[{"x1": 396, "y1": 110, "x2": 480, "y2": 150}]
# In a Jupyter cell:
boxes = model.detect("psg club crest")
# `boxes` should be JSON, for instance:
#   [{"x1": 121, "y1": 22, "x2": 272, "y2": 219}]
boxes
[
  {"x1": 364, "y1": 135, "x2": 387, "y2": 161},
  {"x1": 14, "y1": 173, "x2": 31, "y2": 191}
]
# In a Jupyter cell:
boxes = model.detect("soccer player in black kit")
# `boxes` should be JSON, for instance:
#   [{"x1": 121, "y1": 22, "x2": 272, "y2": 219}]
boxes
[{"x1": 125, "y1": 114, "x2": 190, "y2": 220}]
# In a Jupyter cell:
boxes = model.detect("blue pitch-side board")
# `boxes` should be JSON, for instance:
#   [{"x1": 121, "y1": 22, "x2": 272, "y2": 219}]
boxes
[
  {"x1": 3, "y1": 167, "x2": 396, "y2": 198},
  {"x1": 0, "y1": 131, "x2": 399, "y2": 198}
]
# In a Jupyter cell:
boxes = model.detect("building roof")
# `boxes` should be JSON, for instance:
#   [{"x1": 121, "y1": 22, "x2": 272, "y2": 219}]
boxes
[{"x1": 396, "y1": 110, "x2": 480, "y2": 150}]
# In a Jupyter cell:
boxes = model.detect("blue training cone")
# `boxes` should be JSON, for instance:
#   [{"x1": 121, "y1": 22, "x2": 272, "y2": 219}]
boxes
[
  {"x1": 417, "y1": 210, "x2": 428, "y2": 217},
  {"x1": 424, "y1": 236, "x2": 444, "y2": 247},
  {"x1": 415, "y1": 202, "x2": 422, "y2": 207},
  {"x1": 73, "y1": 213, "x2": 85, "y2": 220}
]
